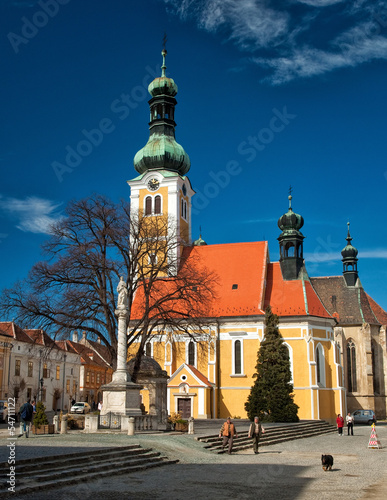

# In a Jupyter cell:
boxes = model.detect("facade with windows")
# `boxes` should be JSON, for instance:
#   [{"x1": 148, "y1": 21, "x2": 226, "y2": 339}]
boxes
[{"x1": 0, "y1": 323, "x2": 81, "y2": 412}]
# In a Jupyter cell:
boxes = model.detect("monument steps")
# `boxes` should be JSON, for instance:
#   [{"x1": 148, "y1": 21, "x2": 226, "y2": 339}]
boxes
[
  {"x1": 1, "y1": 444, "x2": 177, "y2": 497},
  {"x1": 196, "y1": 420, "x2": 336, "y2": 453}
]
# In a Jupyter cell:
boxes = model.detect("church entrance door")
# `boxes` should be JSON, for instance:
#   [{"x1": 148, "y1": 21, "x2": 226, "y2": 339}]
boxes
[{"x1": 178, "y1": 398, "x2": 191, "y2": 419}]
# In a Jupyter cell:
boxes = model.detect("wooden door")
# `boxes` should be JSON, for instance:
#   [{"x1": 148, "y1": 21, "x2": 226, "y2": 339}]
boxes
[{"x1": 178, "y1": 398, "x2": 191, "y2": 419}]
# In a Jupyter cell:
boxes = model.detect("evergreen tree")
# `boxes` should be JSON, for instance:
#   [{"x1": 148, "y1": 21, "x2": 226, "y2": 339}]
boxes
[
  {"x1": 33, "y1": 401, "x2": 49, "y2": 429},
  {"x1": 245, "y1": 306, "x2": 299, "y2": 422}
]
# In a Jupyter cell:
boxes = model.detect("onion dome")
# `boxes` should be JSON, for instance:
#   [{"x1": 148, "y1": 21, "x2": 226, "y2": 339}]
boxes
[
  {"x1": 133, "y1": 49, "x2": 190, "y2": 176},
  {"x1": 278, "y1": 195, "x2": 304, "y2": 233},
  {"x1": 148, "y1": 49, "x2": 178, "y2": 97},
  {"x1": 341, "y1": 222, "x2": 358, "y2": 259},
  {"x1": 193, "y1": 233, "x2": 207, "y2": 246}
]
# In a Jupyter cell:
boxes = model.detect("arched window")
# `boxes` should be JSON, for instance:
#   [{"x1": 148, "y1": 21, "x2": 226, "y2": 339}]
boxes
[
  {"x1": 234, "y1": 340, "x2": 242, "y2": 375},
  {"x1": 188, "y1": 341, "x2": 195, "y2": 366},
  {"x1": 145, "y1": 196, "x2": 152, "y2": 215},
  {"x1": 283, "y1": 342, "x2": 294, "y2": 383},
  {"x1": 371, "y1": 340, "x2": 379, "y2": 394},
  {"x1": 347, "y1": 339, "x2": 357, "y2": 392},
  {"x1": 315, "y1": 344, "x2": 325, "y2": 386},
  {"x1": 154, "y1": 195, "x2": 161, "y2": 214},
  {"x1": 145, "y1": 342, "x2": 152, "y2": 357}
]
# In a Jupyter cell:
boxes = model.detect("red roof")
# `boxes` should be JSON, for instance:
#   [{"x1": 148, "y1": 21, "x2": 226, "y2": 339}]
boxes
[
  {"x1": 366, "y1": 294, "x2": 387, "y2": 325},
  {"x1": 264, "y1": 263, "x2": 331, "y2": 318},
  {"x1": 0, "y1": 322, "x2": 34, "y2": 343},
  {"x1": 131, "y1": 241, "x2": 333, "y2": 321}
]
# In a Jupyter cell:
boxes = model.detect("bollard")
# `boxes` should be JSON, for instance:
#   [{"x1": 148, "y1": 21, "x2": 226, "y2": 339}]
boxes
[
  {"x1": 188, "y1": 417, "x2": 194, "y2": 435},
  {"x1": 53, "y1": 415, "x2": 59, "y2": 433},
  {"x1": 60, "y1": 415, "x2": 68, "y2": 434},
  {"x1": 128, "y1": 416, "x2": 135, "y2": 436}
]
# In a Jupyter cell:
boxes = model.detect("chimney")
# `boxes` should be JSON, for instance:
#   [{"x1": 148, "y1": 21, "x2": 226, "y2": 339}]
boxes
[{"x1": 72, "y1": 331, "x2": 78, "y2": 343}]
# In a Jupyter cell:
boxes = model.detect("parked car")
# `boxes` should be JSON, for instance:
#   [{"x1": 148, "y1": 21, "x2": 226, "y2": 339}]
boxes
[
  {"x1": 0, "y1": 400, "x2": 7, "y2": 422},
  {"x1": 351, "y1": 409, "x2": 376, "y2": 425},
  {"x1": 70, "y1": 402, "x2": 91, "y2": 414}
]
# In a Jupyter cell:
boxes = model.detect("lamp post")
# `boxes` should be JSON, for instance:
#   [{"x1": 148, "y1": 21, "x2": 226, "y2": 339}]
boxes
[{"x1": 39, "y1": 377, "x2": 44, "y2": 402}]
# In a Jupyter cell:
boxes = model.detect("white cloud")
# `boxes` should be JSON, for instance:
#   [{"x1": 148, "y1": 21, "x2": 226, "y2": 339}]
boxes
[
  {"x1": 305, "y1": 248, "x2": 387, "y2": 262},
  {"x1": 163, "y1": 0, "x2": 387, "y2": 83},
  {"x1": 0, "y1": 195, "x2": 62, "y2": 234}
]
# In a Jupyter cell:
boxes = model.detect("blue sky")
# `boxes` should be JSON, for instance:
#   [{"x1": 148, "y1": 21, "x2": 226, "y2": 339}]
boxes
[{"x1": 1, "y1": 0, "x2": 387, "y2": 310}]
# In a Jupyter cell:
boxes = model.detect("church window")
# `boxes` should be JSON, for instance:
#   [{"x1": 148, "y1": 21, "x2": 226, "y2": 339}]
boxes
[
  {"x1": 181, "y1": 199, "x2": 187, "y2": 220},
  {"x1": 283, "y1": 342, "x2": 294, "y2": 383},
  {"x1": 145, "y1": 196, "x2": 152, "y2": 215},
  {"x1": 149, "y1": 254, "x2": 157, "y2": 265},
  {"x1": 154, "y1": 195, "x2": 161, "y2": 214},
  {"x1": 316, "y1": 344, "x2": 325, "y2": 387},
  {"x1": 188, "y1": 341, "x2": 195, "y2": 366},
  {"x1": 346, "y1": 339, "x2": 357, "y2": 392},
  {"x1": 371, "y1": 341, "x2": 379, "y2": 394},
  {"x1": 145, "y1": 342, "x2": 152, "y2": 357},
  {"x1": 234, "y1": 340, "x2": 242, "y2": 374}
]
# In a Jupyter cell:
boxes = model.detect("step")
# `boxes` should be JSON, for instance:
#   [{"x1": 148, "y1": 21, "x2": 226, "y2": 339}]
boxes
[
  {"x1": 197, "y1": 421, "x2": 337, "y2": 453},
  {"x1": 1, "y1": 445, "x2": 178, "y2": 498},
  {"x1": 2, "y1": 458, "x2": 178, "y2": 498},
  {"x1": 12, "y1": 446, "x2": 153, "y2": 474}
]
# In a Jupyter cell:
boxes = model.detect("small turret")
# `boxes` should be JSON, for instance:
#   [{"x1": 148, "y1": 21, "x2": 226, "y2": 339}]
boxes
[
  {"x1": 341, "y1": 222, "x2": 358, "y2": 286},
  {"x1": 278, "y1": 193, "x2": 305, "y2": 280}
]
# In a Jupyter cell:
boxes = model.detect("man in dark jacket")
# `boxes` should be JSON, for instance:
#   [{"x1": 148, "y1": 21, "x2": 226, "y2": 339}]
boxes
[
  {"x1": 18, "y1": 399, "x2": 34, "y2": 438},
  {"x1": 248, "y1": 416, "x2": 265, "y2": 454}
]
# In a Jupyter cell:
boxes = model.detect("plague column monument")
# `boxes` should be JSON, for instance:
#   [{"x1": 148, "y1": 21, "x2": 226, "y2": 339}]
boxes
[{"x1": 100, "y1": 277, "x2": 142, "y2": 415}]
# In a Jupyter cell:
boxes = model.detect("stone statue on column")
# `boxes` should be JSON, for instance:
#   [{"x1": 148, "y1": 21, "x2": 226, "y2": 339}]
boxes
[{"x1": 100, "y1": 276, "x2": 142, "y2": 416}]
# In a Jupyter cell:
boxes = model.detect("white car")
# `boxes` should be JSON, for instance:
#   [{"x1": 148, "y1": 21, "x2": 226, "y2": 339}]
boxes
[{"x1": 70, "y1": 402, "x2": 91, "y2": 414}]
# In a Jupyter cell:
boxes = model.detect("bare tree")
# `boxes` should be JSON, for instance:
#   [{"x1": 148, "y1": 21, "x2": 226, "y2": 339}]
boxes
[{"x1": 1, "y1": 195, "x2": 217, "y2": 371}]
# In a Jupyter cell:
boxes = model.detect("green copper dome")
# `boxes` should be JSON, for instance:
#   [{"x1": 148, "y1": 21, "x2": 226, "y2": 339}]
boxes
[
  {"x1": 341, "y1": 222, "x2": 358, "y2": 259},
  {"x1": 134, "y1": 135, "x2": 190, "y2": 174},
  {"x1": 278, "y1": 195, "x2": 304, "y2": 233},
  {"x1": 133, "y1": 48, "x2": 190, "y2": 176}
]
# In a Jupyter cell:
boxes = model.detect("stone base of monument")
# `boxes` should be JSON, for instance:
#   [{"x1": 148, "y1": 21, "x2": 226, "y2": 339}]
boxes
[{"x1": 100, "y1": 380, "x2": 143, "y2": 416}]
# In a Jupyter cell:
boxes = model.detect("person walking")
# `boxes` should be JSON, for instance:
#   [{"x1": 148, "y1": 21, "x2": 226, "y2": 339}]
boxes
[
  {"x1": 18, "y1": 399, "x2": 34, "y2": 438},
  {"x1": 219, "y1": 417, "x2": 238, "y2": 454},
  {"x1": 346, "y1": 412, "x2": 354, "y2": 436},
  {"x1": 248, "y1": 416, "x2": 265, "y2": 454},
  {"x1": 336, "y1": 413, "x2": 344, "y2": 436}
]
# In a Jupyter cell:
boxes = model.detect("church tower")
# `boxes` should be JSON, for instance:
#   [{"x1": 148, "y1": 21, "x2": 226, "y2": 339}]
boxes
[
  {"x1": 128, "y1": 48, "x2": 194, "y2": 263},
  {"x1": 278, "y1": 194, "x2": 305, "y2": 280},
  {"x1": 341, "y1": 222, "x2": 359, "y2": 286}
]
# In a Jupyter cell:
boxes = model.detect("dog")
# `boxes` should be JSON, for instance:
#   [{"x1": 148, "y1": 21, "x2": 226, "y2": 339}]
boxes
[{"x1": 321, "y1": 454, "x2": 333, "y2": 471}]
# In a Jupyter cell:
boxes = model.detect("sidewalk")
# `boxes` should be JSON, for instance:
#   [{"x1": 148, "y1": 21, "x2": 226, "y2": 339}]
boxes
[{"x1": 1, "y1": 422, "x2": 386, "y2": 499}]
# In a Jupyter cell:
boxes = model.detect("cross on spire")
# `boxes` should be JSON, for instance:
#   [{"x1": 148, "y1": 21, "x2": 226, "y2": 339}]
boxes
[{"x1": 162, "y1": 32, "x2": 168, "y2": 51}]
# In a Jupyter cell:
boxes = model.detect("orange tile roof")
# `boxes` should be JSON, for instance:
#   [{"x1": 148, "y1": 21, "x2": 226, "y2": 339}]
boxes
[
  {"x1": 182, "y1": 242, "x2": 268, "y2": 317},
  {"x1": 0, "y1": 322, "x2": 34, "y2": 343},
  {"x1": 264, "y1": 263, "x2": 331, "y2": 318},
  {"x1": 366, "y1": 294, "x2": 387, "y2": 325},
  {"x1": 131, "y1": 241, "x2": 268, "y2": 320}
]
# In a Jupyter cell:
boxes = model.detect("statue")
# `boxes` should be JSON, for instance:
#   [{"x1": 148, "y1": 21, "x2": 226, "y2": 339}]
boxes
[{"x1": 117, "y1": 276, "x2": 128, "y2": 309}]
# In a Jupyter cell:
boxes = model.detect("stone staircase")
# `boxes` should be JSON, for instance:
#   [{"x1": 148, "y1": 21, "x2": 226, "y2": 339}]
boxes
[
  {"x1": 196, "y1": 420, "x2": 336, "y2": 453},
  {"x1": 1, "y1": 444, "x2": 177, "y2": 496}
]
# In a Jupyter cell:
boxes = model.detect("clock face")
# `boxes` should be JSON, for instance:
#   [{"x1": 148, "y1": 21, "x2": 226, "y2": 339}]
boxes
[
  {"x1": 147, "y1": 178, "x2": 159, "y2": 191},
  {"x1": 182, "y1": 184, "x2": 187, "y2": 196}
]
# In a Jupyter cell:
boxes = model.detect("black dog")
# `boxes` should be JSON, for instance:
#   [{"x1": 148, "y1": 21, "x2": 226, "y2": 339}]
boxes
[{"x1": 321, "y1": 454, "x2": 333, "y2": 471}]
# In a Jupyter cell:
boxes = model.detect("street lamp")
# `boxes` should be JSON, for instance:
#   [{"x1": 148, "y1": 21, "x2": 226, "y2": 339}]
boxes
[{"x1": 39, "y1": 377, "x2": 44, "y2": 402}]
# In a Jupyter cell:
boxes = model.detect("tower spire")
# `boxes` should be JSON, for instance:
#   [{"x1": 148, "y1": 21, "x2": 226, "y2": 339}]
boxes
[
  {"x1": 341, "y1": 222, "x2": 358, "y2": 286},
  {"x1": 133, "y1": 46, "x2": 190, "y2": 176},
  {"x1": 278, "y1": 191, "x2": 305, "y2": 280}
]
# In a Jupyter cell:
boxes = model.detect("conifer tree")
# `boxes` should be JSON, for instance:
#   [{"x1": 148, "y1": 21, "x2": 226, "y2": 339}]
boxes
[
  {"x1": 33, "y1": 401, "x2": 49, "y2": 429},
  {"x1": 245, "y1": 306, "x2": 299, "y2": 422}
]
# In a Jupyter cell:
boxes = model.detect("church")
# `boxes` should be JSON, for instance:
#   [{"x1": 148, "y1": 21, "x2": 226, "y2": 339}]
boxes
[{"x1": 126, "y1": 48, "x2": 387, "y2": 423}]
